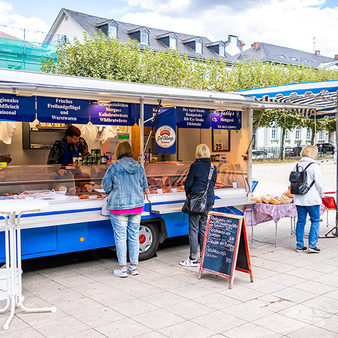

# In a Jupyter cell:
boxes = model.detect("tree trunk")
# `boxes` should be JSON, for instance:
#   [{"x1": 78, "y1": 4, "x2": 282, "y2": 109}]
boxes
[
  {"x1": 280, "y1": 127, "x2": 286, "y2": 160},
  {"x1": 311, "y1": 125, "x2": 316, "y2": 145}
]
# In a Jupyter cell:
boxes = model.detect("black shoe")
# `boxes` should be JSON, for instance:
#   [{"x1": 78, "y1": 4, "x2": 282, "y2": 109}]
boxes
[
  {"x1": 295, "y1": 247, "x2": 307, "y2": 253},
  {"x1": 308, "y1": 247, "x2": 320, "y2": 253}
]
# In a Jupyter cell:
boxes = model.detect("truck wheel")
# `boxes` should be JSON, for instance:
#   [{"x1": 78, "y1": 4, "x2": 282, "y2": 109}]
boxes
[{"x1": 139, "y1": 223, "x2": 159, "y2": 261}]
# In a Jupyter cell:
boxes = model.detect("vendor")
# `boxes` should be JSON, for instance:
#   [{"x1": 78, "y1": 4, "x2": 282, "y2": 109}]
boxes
[{"x1": 47, "y1": 125, "x2": 90, "y2": 166}]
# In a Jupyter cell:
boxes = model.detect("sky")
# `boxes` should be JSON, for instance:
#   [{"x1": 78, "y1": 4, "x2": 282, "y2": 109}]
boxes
[{"x1": 0, "y1": 0, "x2": 337, "y2": 57}]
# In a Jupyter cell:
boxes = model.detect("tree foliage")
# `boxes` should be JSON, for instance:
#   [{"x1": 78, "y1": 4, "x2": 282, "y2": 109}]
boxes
[{"x1": 41, "y1": 33, "x2": 338, "y2": 151}]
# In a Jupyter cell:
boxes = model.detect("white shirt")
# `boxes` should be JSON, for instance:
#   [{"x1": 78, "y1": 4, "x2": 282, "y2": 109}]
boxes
[{"x1": 293, "y1": 157, "x2": 324, "y2": 206}]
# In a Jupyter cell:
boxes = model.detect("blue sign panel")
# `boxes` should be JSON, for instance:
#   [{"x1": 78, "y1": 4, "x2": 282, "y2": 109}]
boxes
[
  {"x1": 0, "y1": 94, "x2": 35, "y2": 122},
  {"x1": 89, "y1": 102, "x2": 131, "y2": 125},
  {"x1": 37, "y1": 97, "x2": 90, "y2": 124},
  {"x1": 155, "y1": 107, "x2": 176, "y2": 154},
  {"x1": 210, "y1": 110, "x2": 242, "y2": 130},
  {"x1": 176, "y1": 107, "x2": 211, "y2": 129},
  {"x1": 130, "y1": 104, "x2": 162, "y2": 126}
]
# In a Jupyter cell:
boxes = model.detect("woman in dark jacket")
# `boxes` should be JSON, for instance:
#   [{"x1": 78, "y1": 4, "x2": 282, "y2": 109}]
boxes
[{"x1": 180, "y1": 144, "x2": 217, "y2": 267}]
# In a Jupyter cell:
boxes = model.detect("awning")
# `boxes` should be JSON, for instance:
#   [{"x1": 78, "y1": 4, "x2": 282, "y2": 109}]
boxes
[{"x1": 236, "y1": 80, "x2": 338, "y2": 118}]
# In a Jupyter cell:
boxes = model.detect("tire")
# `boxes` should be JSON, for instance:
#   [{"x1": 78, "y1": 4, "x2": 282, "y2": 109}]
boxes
[{"x1": 138, "y1": 222, "x2": 160, "y2": 261}]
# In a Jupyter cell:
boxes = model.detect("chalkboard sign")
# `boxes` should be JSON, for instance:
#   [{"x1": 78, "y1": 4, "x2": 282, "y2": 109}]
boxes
[{"x1": 199, "y1": 211, "x2": 253, "y2": 288}]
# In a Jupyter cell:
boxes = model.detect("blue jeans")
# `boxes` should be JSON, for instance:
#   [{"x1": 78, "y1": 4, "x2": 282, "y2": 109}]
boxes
[
  {"x1": 296, "y1": 205, "x2": 320, "y2": 249},
  {"x1": 110, "y1": 213, "x2": 141, "y2": 266}
]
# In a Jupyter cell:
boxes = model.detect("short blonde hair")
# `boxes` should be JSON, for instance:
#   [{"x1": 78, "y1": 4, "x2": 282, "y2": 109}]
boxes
[
  {"x1": 300, "y1": 145, "x2": 318, "y2": 159},
  {"x1": 115, "y1": 140, "x2": 133, "y2": 160},
  {"x1": 195, "y1": 144, "x2": 211, "y2": 159}
]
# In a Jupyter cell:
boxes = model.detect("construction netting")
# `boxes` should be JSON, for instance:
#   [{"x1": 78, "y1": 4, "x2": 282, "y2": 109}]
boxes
[{"x1": 0, "y1": 37, "x2": 57, "y2": 72}]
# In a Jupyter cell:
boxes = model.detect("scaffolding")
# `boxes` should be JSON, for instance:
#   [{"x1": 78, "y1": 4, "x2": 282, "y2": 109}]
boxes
[{"x1": 0, "y1": 37, "x2": 57, "y2": 72}]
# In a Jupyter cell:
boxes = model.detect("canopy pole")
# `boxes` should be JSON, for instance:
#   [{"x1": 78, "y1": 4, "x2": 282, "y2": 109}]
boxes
[
  {"x1": 335, "y1": 95, "x2": 338, "y2": 236},
  {"x1": 140, "y1": 97, "x2": 144, "y2": 167}
]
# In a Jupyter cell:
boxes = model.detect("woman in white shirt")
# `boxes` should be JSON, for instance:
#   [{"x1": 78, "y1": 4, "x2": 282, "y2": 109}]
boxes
[{"x1": 293, "y1": 145, "x2": 324, "y2": 253}]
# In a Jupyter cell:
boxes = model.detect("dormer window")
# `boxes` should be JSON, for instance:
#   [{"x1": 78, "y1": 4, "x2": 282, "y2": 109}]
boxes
[
  {"x1": 196, "y1": 41, "x2": 202, "y2": 54},
  {"x1": 156, "y1": 32, "x2": 178, "y2": 50},
  {"x1": 219, "y1": 43, "x2": 225, "y2": 57},
  {"x1": 206, "y1": 41, "x2": 226, "y2": 57},
  {"x1": 97, "y1": 20, "x2": 118, "y2": 38},
  {"x1": 183, "y1": 37, "x2": 203, "y2": 54},
  {"x1": 169, "y1": 36, "x2": 177, "y2": 49},
  {"x1": 140, "y1": 31, "x2": 149, "y2": 45},
  {"x1": 108, "y1": 25, "x2": 117, "y2": 38},
  {"x1": 128, "y1": 27, "x2": 150, "y2": 45}
]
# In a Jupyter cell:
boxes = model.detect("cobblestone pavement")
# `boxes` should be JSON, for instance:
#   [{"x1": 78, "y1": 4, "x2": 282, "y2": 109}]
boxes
[{"x1": 1, "y1": 161, "x2": 337, "y2": 337}]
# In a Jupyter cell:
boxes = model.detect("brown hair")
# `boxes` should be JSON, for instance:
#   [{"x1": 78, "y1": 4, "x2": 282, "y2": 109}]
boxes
[
  {"x1": 65, "y1": 125, "x2": 81, "y2": 137},
  {"x1": 115, "y1": 140, "x2": 133, "y2": 159}
]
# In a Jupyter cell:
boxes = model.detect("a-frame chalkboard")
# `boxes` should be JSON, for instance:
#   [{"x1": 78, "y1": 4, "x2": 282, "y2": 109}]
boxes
[{"x1": 199, "y1": 211, "x2": 253, "y2": 289}]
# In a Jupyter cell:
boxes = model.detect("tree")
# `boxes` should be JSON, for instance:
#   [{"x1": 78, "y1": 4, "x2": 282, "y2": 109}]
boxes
[
  {"x1": 254, "y1": 109, "x2": 305, "y2": 159},
  {"x1": 41, "y1": 33, "x2": 338, "y2": 156}
]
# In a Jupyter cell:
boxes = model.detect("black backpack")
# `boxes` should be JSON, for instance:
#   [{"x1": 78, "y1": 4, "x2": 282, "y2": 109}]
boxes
[{"x1": 289, "y1": 162, "x2": 315, "y2": 195}]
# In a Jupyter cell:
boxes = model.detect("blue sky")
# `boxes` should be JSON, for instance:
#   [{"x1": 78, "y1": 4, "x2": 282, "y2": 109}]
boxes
[{"x1": 0, "y1": 0, "x2": 337, "y2": 57}]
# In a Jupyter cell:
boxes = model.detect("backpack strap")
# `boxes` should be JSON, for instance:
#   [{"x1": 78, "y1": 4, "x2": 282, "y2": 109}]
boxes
[
  {"x1": 304, "y1": 162, "x2": 315, "y2": 189},
  {"x1": 304, "y1": 162, "x2": 314, "y2": 171},
  {"x1": 203, "y1": 164, "x2": 215, "y2": 195}
]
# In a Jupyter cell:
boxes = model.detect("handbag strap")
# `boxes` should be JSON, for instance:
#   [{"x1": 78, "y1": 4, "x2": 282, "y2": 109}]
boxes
[{"x1": 203, "y1": 163, "x2": 215, "y2": 196}]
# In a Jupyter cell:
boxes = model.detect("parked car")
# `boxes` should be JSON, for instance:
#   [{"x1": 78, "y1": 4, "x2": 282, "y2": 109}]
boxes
[
  {"x1": 284, "y1": 146, "x2": 294, "y2": 157},
  {"x1": 252, "y1": 150, "x2": 268, "y2": 159},
  {"x1": 285, "y1": 146, "x2": 303, "y2": 157},
  {"x1": 317, "y1": 143, "x2": 334, "y2": 154}
]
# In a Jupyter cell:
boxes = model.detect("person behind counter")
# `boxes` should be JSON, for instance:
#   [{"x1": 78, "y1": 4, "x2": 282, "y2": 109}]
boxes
[
  {"x1": 292, "y1": 145, "x2": 324, "y2": 253},
  {"x1": 47, "y1": 125, "x2": 90, "y2": 166},
  {"x1": 102, "y1": 140, "x2": 148, "y2": 278},
  {"x1": 180, "y1": 144, "x2": 217, "y2": 267}
]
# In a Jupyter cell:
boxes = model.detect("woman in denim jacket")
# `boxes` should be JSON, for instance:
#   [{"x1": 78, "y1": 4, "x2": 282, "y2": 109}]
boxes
[{"x1": 102, "y1": 141, "x2": 148, "y2": 278}]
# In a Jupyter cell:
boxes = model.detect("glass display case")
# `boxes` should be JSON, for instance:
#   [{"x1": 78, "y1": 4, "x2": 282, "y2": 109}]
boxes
[{"x1": 0, "y1": 161, "x2": 248, "y2": 201}]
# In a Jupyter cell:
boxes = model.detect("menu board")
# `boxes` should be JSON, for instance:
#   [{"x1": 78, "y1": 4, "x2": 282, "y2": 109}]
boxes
[{"x1": 199, "y1": 211, "x2": 253, "y2": 288}]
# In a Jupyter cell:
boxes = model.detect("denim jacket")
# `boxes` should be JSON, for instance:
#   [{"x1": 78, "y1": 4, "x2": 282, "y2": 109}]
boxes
[{"x1": 102, "y1": 157, "x2": 148, "y2": 210}]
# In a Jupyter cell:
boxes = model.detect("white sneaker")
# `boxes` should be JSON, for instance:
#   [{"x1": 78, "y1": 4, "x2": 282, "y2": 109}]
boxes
[
  {"x1": 113, "y1": 268, "x2": 128, "y2": 278},
  {"x1": 179, "y1": 258, "x2": 199, "y2": 267}
]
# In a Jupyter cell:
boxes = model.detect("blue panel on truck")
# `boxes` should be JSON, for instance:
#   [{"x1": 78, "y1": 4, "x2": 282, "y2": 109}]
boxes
[
  {"x1": 0, "y1": 226, "x2": 57, "y2": 261},
  {"x1": 57, "y1": 220, "x2": 114, "y2": 253},
  {"x1": 160, "y1": 212, "x2": 189, "y2": 238}
]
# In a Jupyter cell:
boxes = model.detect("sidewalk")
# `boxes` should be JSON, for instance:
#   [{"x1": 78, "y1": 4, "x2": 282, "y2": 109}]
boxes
[{"x1": 1, "y1": 216, "x2": 338, "y2": 337}]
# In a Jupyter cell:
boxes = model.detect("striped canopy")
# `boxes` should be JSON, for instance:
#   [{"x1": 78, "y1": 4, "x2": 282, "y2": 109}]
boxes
[{"x1": 237, "y1": 80, "x2": 338, "y2": 118}]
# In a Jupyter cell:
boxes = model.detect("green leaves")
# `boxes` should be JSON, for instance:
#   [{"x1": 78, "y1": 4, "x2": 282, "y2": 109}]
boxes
[{"x1": 40, "y1": 34, "x2": 337, "y2": 138}]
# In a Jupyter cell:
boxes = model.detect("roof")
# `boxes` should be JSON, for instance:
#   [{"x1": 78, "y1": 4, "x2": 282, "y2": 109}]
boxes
[
  {"x1": 0, "y1": 31, "x2": 22, "y2": 40},
  {"x1": 236, "y1": 80, "x2": 338, "y2": 117},
  {"x1": 0, "y1": 68, "x2": 318, "y2": 111},
  {"x1": 236, "y1": 42, "x2": 335, "y2": 69},
  {"x1": 44, "y1": 8, "x2": 235, "y2": 63}
]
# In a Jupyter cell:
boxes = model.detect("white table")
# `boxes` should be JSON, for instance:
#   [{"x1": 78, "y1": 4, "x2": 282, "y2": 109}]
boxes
[{"x1": 0, "y1": 200, "x2": 56, "y2": 330}]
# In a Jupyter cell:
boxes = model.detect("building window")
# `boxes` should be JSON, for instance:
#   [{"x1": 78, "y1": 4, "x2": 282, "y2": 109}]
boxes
[
  {"x1": 271, "y1": 128, "x2": 277, "y2": 140},
  {"x1": 285, "y1": 129, "x2": 290, "y2": 140},
  {"x1": 108, "y1": 25, "x2": 117, "y2": 38},
  {"x1": 295, "y1": 128, "x2": 301, "y2": 140},
  {"x1": 306, "y1": 128, "x2": 311, "y2": 140},
  {"x1": 140, "y1": 31, "x2": 149, "y2": 45},
  {"x1": 60, "y1": 35, "x2": 68, "y2": 44},
  {"x1": 169, "y1": 36, "x2": 177, "y2": 49},
  {"x1": 196, "y1": 41, "x2": 202, "y2": 54},
  {"x1": 319, "y1": 130, "x2": 324, "y2": 140},
  {"x1": 219, "y1": 44, "x2": 225, "y2": 57}
]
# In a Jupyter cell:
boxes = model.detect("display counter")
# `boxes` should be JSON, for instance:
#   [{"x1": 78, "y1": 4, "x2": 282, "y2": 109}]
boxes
[{"x1": 0, "y1": 161, "x2": 250, "y2": 261}]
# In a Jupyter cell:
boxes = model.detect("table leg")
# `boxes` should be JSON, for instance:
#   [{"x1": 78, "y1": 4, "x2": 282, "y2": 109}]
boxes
[
  {"x1": 3, "y1": 214, "x2": 17, "y2": 331},
  {"x1": 0, "y1": 216, "x2": 10, "y2": 314},
  {"x1": 251, "y1": 210, "x2": 254, "y2": 243},
  {"x1": 275, "y1": 222, "x2": 278, "y2": 247},
  {"x1": 15, "y1": 214, "x2": 57, "y2": 315}
]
